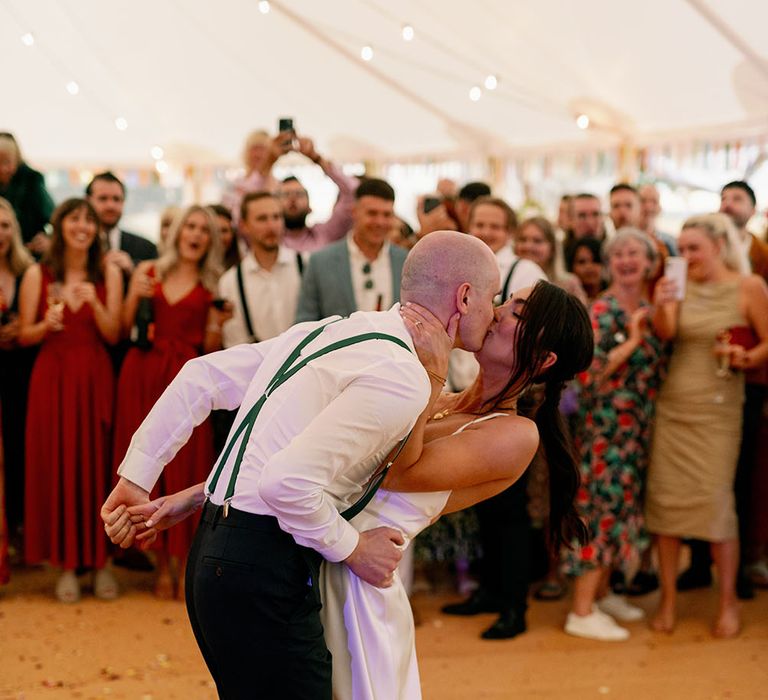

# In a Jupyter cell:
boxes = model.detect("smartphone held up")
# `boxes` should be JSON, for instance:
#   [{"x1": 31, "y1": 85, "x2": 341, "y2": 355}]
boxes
[
  {"x1": 664, "y1": 256, "x2": 687, "y2": 301},
  {"x1": 278, "y1": 117, "x2": 296, "y2": 151}
]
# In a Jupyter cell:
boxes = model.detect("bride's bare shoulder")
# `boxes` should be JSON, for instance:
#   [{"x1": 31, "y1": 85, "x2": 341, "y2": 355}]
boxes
[{"x1": 477, "y1": 413, "x2": 538, "y2": 451}]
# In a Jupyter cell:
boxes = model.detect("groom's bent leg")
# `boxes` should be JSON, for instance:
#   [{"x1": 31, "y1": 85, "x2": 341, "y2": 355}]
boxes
[{"x1": 189, "y1": 502, "x2": 332, "y2": 700}]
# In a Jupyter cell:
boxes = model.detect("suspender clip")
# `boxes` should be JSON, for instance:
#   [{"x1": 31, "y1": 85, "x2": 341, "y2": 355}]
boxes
[{"x1": 223, "y1": 500, "x2": 231, "y2": 519}]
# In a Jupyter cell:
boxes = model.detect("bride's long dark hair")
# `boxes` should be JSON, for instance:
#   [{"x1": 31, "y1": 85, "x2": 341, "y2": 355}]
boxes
[{"x1": 488, "y1": 281, "x2": 593, "y2": 551}]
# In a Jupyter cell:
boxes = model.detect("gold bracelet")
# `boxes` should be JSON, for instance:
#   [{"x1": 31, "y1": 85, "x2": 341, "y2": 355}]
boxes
[{"x1": 427, "y1": 370, "x2": 446, "y2": 385}]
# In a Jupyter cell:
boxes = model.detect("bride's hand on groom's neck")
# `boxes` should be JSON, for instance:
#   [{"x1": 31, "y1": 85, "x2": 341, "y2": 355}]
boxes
[{"x1": 400, "y1": 303, "x2": 458, "y2": 380}]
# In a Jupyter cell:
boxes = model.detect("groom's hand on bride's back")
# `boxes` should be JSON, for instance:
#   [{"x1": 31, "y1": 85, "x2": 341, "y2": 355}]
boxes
[{"x1": 344, "y1": 527, "x2": 405, "y2": 588}]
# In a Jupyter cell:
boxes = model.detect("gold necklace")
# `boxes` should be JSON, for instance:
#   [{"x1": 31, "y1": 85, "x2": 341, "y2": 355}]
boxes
[{"x1": 432, "y1": 400, "x2": 517, "y2": 421}]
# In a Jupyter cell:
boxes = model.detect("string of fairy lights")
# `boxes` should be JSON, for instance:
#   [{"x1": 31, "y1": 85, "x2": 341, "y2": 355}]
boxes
[{"x1": 7, "y1": 0, "x2": 596, "y2": 169}]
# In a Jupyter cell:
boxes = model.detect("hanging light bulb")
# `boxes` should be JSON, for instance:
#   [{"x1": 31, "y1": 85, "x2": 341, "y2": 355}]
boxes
[
  {"x1": 150, "y1": 146, "x2": 164, "y2": 160},
  {"x1": 66, "y1": 81, "x2": 80, "y2": 96},
  {"x1": 361, "y1": 45, "x2": 374, "y2": 61},
  {"x1": 258, "y1": 1, "x2": 270, "y2": 14},
  {"x1": 402, "y1": 25, "x2": 414, "y2": 41},
  {"x1": 484, "y1": 75, "x2": 498, "y2": 90},
  {"x1": 155, "y1": 160, "x2": 169, "y2": 174},
  {"x1": 115, "y1": 117, "x2": 128, "y2": 131},
  {"x1": 576, "y1": 114, "x2": 590, "y2": 130},
  {"x1": 21, "y1": 33, "x2": 35, "y2": 47},
  {"x1": 469, "y1": 86, "x2": 482, "y2": 102}
]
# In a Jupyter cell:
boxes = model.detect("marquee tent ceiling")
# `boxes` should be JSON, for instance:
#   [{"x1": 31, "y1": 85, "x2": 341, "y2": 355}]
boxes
[{"x1": 3, "y1": 0, "x2": 768, "y2": 167}]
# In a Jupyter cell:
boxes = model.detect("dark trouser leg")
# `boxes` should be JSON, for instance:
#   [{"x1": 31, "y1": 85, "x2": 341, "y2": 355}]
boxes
[
  {"x1": 187, "y1": 505, "x2": 331, "y2": 700},
  {"x1": 736, "y1": 385, "x2": 764, "y2": 558},
  {"x1": 476, "y1": 473, "x2": 531, "y2": 614},
  {"x1": 185, "y1": 520, "x2": 221, "y2": 686},
  {"x1": 734, "y1": 384, "x2": 765, "y2": 597}
]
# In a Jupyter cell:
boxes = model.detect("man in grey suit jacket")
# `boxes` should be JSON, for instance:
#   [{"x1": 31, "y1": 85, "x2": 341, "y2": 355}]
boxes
[{"x1": 296, "y1": 178, "x2": 408, "y2": 321}]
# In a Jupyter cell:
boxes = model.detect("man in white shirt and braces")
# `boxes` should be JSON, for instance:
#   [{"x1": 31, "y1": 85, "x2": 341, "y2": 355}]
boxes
[
  {"x1": 101, "y1": 230, "x2": 500, "y2": 699},
  {"x1": 218, "y1": 191, "x2": 303, "y2": 347}
]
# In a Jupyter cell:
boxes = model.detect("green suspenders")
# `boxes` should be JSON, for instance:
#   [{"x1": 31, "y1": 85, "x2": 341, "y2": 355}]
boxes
[{"x1": 205, "y1": 321, "x2": 414, "y2": 521}]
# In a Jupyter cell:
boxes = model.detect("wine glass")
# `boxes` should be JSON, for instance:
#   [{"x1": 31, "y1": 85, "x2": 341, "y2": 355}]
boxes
[
  {"x1": 714, "y1": 329, "x2": 732, "y2": 378},
  {"x1": 713, "y1": 329, "x2": 732, "y2": 404}
]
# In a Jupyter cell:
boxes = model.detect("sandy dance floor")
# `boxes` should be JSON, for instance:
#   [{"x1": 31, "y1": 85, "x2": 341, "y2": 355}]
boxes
[{"x1": 1, "y1": 565, "x2": 766, "y2": 700}]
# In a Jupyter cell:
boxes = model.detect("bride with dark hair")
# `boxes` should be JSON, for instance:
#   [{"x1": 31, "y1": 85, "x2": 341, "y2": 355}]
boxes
[{"x1": 320, "y1": 281, "x2": 593, "y2": 698}]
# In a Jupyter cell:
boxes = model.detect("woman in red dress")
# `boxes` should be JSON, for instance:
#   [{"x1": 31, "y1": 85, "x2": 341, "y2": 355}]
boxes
[
  {"x1": 113, "y1": 205, "x2": 229, "y2": 598},
  {"x1": 19, "y1": 198, "x2": 122, "y2": 603}
]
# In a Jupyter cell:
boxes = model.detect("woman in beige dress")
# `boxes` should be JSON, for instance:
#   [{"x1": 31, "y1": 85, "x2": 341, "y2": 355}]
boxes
[{"x1": 648, "y1": 213, "x2": 768, "y2": 637}]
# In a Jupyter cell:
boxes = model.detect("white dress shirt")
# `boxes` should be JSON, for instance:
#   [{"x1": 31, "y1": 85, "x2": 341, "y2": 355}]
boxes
[
  {"x1": 347, "y1": 235, "x2": 393, "y2": 312},
  {"x1": 448, "y1": 246, "x2": 547, "y2": 391},
  {"x1": 107, "y1": 226, "x2": 121, "y2": 251},
  {"x1": 495, "y1": 245, "x2": 547, "y2": 303},
  {"x1": 117, "y1": 305, "x2": 430, "y2": 563},
  {"x1": 218, "y1": 246, "x2": 302, "y2": 347}
]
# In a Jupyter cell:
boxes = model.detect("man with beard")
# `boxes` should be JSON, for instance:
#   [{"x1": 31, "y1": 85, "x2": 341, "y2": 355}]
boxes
[
  {"x1": 86, "y1": 171, "x2": 157, "y2": 274},
  {"x1": 277, "y1": 136, "x2": 358, "y2": 254},
  {"x1": 720, "y1": 181, "x2": 768, "y2": 279}
]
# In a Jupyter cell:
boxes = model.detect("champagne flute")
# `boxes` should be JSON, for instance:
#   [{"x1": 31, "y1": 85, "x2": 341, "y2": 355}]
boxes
[
  {"x1": 714, "y1": 329, "x2": 732, "y2": 378},
  {"x1": 46, "y1": 282, "x2": 65, "y2": 331}
]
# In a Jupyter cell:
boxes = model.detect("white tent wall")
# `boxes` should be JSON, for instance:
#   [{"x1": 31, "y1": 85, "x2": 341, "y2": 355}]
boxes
[{"x1": 3, "y1": 0, "x2": 768, "y2": 237}]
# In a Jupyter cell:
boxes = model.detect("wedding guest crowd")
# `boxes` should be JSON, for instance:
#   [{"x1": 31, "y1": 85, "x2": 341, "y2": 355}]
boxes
[{"x1": 0, "y1": 126, "x2": 766, "y2": 653}]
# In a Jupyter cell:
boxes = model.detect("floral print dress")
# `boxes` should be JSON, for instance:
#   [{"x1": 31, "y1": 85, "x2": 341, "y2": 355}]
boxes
[{"x1": 562, "y1": 294, "x2": 666, "y2": 576}]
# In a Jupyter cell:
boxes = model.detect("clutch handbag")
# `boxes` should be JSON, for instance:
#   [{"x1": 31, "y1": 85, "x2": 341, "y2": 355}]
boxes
[{"x1": 727, "y1": 325, "x2": 758, "y2": 350}]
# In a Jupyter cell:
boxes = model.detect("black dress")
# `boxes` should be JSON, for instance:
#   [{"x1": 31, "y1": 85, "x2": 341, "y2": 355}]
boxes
[
  {"x1": 0, "y1": 275, "x2": 37, "y2": 533},
  {"x1": 0, "y1": 163, "x2": 54, "y2": 245}
]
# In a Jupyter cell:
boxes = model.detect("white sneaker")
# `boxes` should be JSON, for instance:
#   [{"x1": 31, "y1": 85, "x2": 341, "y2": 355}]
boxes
[
  {"x1": 565, "y1": 609, "x2": 630, "y2": 641},
  {"x1": 596, "y1": 593, "x2": 645, "y2": 622}
]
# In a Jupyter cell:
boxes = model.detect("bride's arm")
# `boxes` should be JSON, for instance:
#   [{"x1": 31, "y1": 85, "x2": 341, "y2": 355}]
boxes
[{"x1": 383, "y1": 415, "x2": 538, "y2": 494}]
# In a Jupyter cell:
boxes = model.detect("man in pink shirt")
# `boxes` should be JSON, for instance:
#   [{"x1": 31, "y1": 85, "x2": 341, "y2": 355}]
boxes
[
  {"x1": 224, "y1": 130, "x2": 357, "y2": 254},
  {"x1": 277, "y1": 136, "x2": 358, "y2": 253}
]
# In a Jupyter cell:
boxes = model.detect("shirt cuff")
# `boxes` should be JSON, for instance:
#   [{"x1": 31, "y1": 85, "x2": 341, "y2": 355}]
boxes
[
  {"x1": 117, "y1": 445, "x2": 161, "y2": 493},
  {"x1": 320, "y1": 523, "x2": 360, "y2": 563}
]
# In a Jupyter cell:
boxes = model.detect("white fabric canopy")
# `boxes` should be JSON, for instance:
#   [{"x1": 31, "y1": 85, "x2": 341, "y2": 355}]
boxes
[{"x1": 3, "y1": 0, "x2": 767, "y2": 167}]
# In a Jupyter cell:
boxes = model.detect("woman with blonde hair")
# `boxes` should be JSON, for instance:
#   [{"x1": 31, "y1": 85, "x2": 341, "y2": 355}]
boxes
[
  {"x1": 112, "y1": 205, "x2": 230, "y2": 598},
  {"x1": 222, "y1": 130, "x2": 283, "y2": 228},
  {"x1": 648, "y1": 212, "x2": 768, "y2": 638},
  {"x1": 0, "y1": 198, "x2": 35, "y2": 582},
  {"x1": 19, "y1": 198, "x2": 123, "y2": 602}
]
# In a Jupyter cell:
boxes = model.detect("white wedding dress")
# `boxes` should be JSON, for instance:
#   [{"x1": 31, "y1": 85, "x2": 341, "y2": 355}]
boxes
[{"x1": 320, "y1": 414, "x2": 506, "y2": 700}]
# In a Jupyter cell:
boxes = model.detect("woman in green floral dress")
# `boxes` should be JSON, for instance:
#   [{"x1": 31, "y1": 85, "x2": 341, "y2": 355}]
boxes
[{"x1": 563, "y1": 229, "x2": 666, "y2": 641}]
